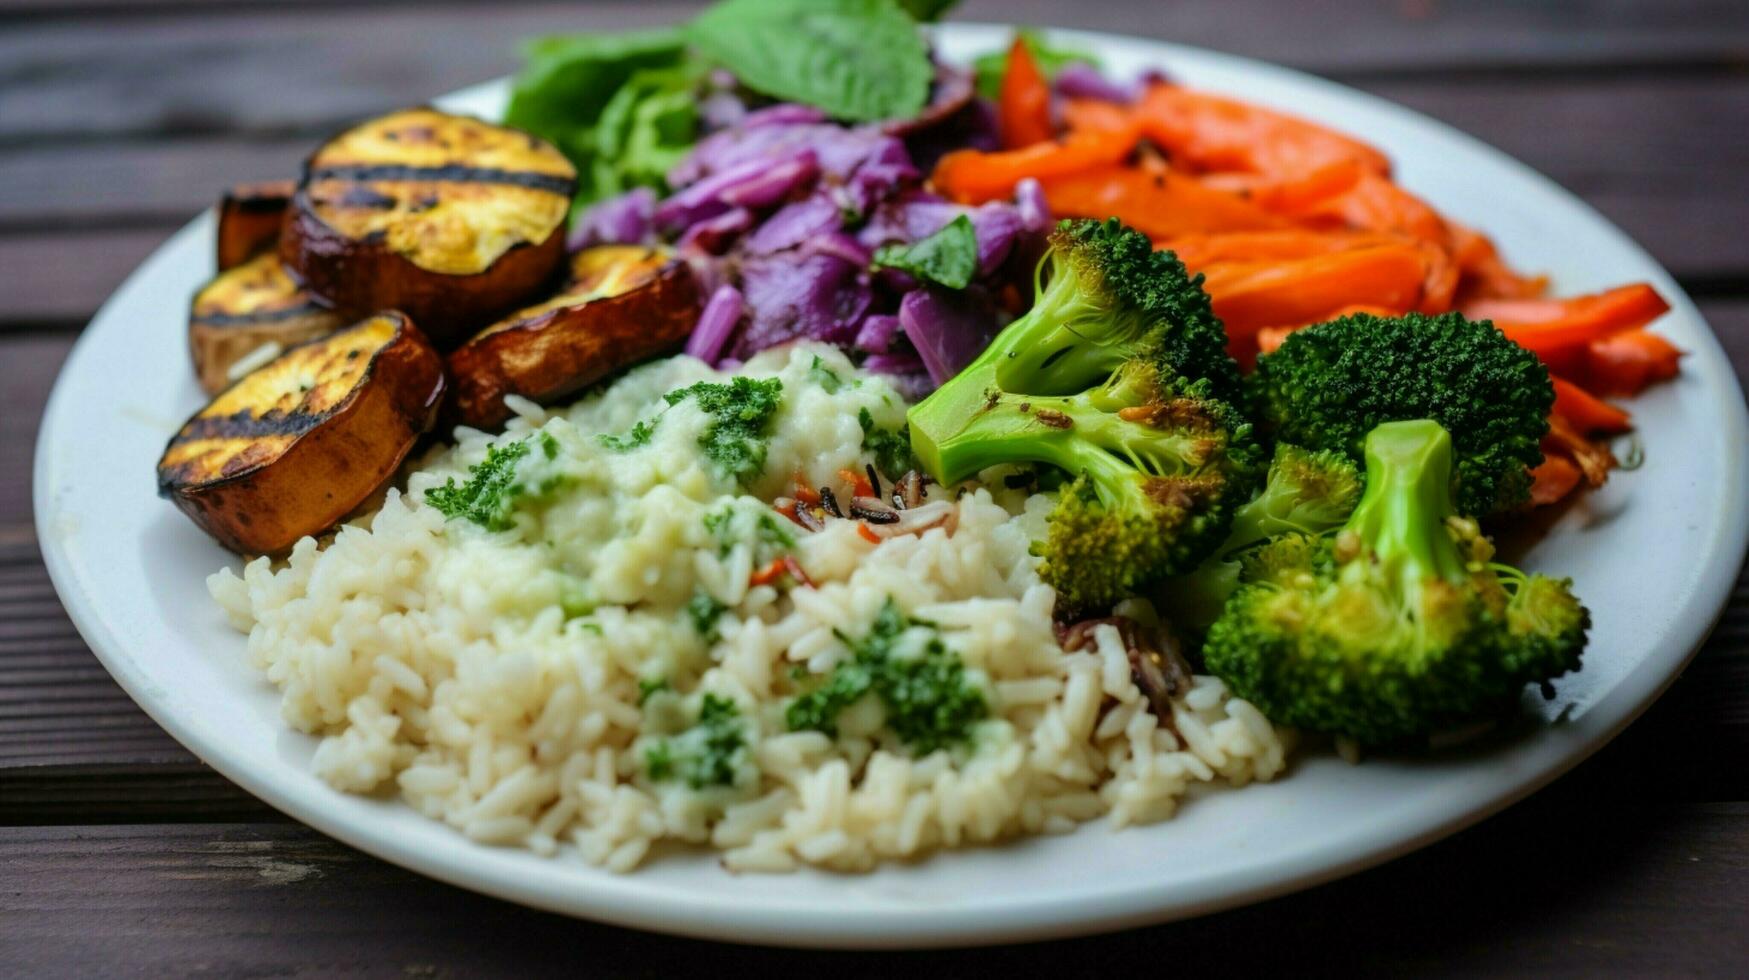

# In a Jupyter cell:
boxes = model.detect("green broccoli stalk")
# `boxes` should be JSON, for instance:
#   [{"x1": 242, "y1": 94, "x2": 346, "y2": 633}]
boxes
[
  {"x1": 1159, "y1": 443, "x2": 1362, "y2": 634},
  {"x1": 1248, "y1": 311, "x2": 1553, "y2": 515},
  {"x1": 908, "y1": 218, "x2": 1256, "y2": 615},
  {"x1": 1203, "y1": 419, "x2": 1588, "y2": 746}
]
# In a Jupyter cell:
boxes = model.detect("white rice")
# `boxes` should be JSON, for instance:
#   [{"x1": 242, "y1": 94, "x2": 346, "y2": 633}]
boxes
[{"x1": 209, "y1": 344, "x2": 1288, "y2": 872}]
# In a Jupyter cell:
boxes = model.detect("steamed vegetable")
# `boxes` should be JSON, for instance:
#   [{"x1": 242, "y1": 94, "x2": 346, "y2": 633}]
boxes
[
  {"x1": 1203, "y1": 419, "x2": 1589, "y2": 746},
  {"x1": 1249, "y1": 311, "x2": 1553, "y2": 516},
  {"x1": 908, "y1": 218, "x2": 1260, "y2": 613}
]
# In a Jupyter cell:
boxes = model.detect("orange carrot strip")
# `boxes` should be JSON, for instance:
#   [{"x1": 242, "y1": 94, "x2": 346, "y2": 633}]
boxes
[
  {"x1": 1134, "y1": 84, "x2": 1392, "y2": 179},
  {"x1": 1198, "y1": 245, "x2": 1430, "y2": 357},
  {"x1": 932, "y1": 123, "x2": 1138, "y2": 204},
  {"x1": 791, "y1": 473, "x2": 821, "y2": 507},
  {"x1": 856, "y1": 523, "x2": 882, "y2": 545},
  {"x1": 1582, "y1": 329, "x2": 1684, "y2": 397},
  {"x1": 1466, "y1": 284, "x2": 1671, "y2": 357},
  {"x1": 998, "y1": 37, "x2": 1054, "y2": 149},
  {"x1": 1284, "y1": 170, "x2": 1448, "y2": 244},
  {"x1": 749, "y1": 558, "x2": 789, "y2": 588},
  {"x1": 1446, "y1": 222, "x2": 1548, "y2": 302},
  {"x1": 1552, "y1": 376, "x2": 1632, "y2": 435},
  {"x1": 1158, "y1": 229, "x2": 1404, "y2": 267},
  {"x1": 1042, "y1": 166, "x2": 1288, "y2": 239},
  {"x1": 1543, "y1": 413, "x2": 1617, "y2": 487},
  {"x1": 837, "y1": 467, "x2": 874, "y2": 499},
  {"x1": 1528, "y1": 455, "x2": 1583, "y2": 507}
]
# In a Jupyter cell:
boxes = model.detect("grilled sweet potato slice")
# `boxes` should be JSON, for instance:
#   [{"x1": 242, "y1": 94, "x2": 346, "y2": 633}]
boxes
[
  {"x1": 280, "y1": 108, "x2": 577, "y2": 347},
  {"x1": 216, "y1": 180, "x2": 295, "y2": 271},
  {"x1": 445, "y1": 245, "x2": 699, "y2": 430},
  {"x1": 188, "y1": 252, "x2": 348, "y2": 395},
  {"x1": 158, "y1": 311, "x2": 445, "y2": 555}
]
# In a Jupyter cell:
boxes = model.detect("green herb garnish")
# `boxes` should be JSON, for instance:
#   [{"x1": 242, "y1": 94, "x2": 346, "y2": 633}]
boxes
[
  {"x1": 666, "y1": 377, "x2": 784, "y2": 487},
  {"x1": 809, "y1": 355, "x2": 845, "y2": 394},
  {"x1": 786, "y1": 598, "x2": 986, "y2": 755},
  {"x1": 424, "y1": 439, "x2": 533, "y2": 532},
  {"x1": 859, "y1": 407, "x2": 916, "y2": 478},
  {"x1": 598, "y1": 417, "x2": 659, "y2": 452},
  {"x1": 687, "y1": 590, "x2": 729, "y2": 638},
  {"x1": 645, "y1": 694, "x2": 749, "y2": 789},
  {"x1": 872, "y1": 214, "x2": 978, "y2": 290}
]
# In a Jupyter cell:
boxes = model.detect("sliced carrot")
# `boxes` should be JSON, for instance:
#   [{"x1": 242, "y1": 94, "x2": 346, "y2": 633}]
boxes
[
  {"x1": 1134, "y1": 84, "x2": 1391, "y2": 179},
  {"x1": 1528, "y1": 455, "x2": 1583, "y2": 507},
  {"x1": 932, "y1": 123, "x2": 1138, "y2": 204},
  {"x1": 998, "y1": 37, "x2": 1054, "y2": 149},
  {"x1": 837, "y1": 467, "x2": 874, "y2": 499},
  {"x1": 856, "y1": 523, "x2": 882, "y2": 545},
  {"x1": 1200, "y1": 158, "x2": 1368, "y2": 214},
  {"x1": 1041, "y1": 166, "x2": 1288, "y2": 239},
  {"x1": 1543, "y1": 412, "x2": 1617, "y2": 487},
  {"x1": 1198, "y1": 244, "x2": 1430, "y2": 358},
  {"x1": 1060, "y1": 98, "x2": 1135, "y2": 135},
  {"x1": 1255, "y1": 326, "x2": 1294, "y2": 355},
  {"x1": 1445, "y1": 222, "x2": 1548, "y2": 302},
  {"x1": 1552, "y1": 376, "x2": 1632, "y2": 435},
  {"x1": 1582, "y1": 329, "x2": 1683, "y2": 396},
  {"x1": 1466, "y1": 283, "x2": 1671, "y2": 357},
  {"x1": 749, "y1": 558, "x2": 789, "y2": 588},
  {"x1": 791, "y1": 472, "x2": 821, "y2": 507},
  {"x1": 1159, "y1": 229, "x2": 1404, "y2": 267},
  {"x1": 1285, "y1": 170, "x2": 1448, "y2": 244}
]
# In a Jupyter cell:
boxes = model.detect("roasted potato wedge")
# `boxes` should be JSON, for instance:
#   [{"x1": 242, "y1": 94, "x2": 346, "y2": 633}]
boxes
[
  {"x1": 216, "y1": 180, "x2": 295, "y2": 271},
  {"x1": 445, "y1": 245, "x2": 700, "y2": 430},
  {"x1": 158, "y1": 311, "x2": 445, "y2": 555},
  {"x1": 280, "y1": 108, "x2": 576, "y2": 347},
  {"x1": 189, "y1": 252, "x2": 349, "y2": 395}
]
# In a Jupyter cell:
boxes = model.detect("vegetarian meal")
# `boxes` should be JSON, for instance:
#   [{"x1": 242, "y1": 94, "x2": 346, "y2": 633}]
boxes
[{"x1": 158, "y1": 0, "x2": 1682, "y2": 873}]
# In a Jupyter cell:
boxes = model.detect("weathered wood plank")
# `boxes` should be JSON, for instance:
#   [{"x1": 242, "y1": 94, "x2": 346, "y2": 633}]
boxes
[
  {"x1": 3, "y1": 802, "x2": 1746, "y2": 972},
  {"x1": 6, "y1": 74, "x2": 1746, "y2": 282},
  {"x1": 3, "y1": 0, "x2": 1747, "y2": 148}
]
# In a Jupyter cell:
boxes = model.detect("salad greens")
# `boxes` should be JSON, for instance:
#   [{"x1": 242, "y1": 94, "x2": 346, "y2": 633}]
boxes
[
  {"x1": 507, "y1": 0, "x2": 962, "y2": 209},
  {"x1": 689, "y1": 0, "x2": 932, "y2": 124}
]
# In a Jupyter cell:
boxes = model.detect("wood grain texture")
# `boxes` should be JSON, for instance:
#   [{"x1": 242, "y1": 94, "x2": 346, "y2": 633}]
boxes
[{"x1": 3, "y1": 802, "x2": 1746, "y2": 973}]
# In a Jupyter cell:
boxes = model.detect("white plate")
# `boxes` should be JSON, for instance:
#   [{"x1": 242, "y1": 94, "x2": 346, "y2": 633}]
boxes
[{"x1": 35, "y1": 24, "x2": 1749, "y2": 948}]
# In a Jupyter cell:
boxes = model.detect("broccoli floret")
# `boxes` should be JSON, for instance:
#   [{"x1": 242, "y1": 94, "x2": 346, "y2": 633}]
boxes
[
  {"x1": 954, "y1": 217, "x2": 1240, "y2": 401},
  {"x1": 1202, "y1": 420, "x2": 1588, "y2": 746},
  {"x1": 1249, "y1": 311, "x2": 1553, "y2": 515},
  {"x1": 1160, "y1": 443, "x2": 1362, "y2": 633},
  {"x1": 907, "y1": 219, "x2": 1255, "y2": 614}
]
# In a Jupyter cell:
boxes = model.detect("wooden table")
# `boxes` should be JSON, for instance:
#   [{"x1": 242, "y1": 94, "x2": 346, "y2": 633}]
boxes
[{"x1": 3, "y1": 1, "x2": 1746, "y2": 973}]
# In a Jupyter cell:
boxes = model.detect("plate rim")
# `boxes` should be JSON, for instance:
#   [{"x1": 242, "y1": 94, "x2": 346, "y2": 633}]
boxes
[{"x1": 32, "y1": 23, "x2": 1749, "y2": 948}]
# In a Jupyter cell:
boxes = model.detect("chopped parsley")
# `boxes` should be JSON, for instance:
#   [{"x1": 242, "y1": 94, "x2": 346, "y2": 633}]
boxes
[
  {"x1": 785, "y1": 598, "x2": 987, "y2": 755},
  {"x1": 809, "y1": 355, "x2": 845, "y2": 394},
  {"x1": 686, "y1": 589, "x2": 728, "y2": 638},
  {"x1": 424, "y1": 438, "x2": 534, "y2": 532},
  {"x1": 597, "y1": 417, "x2": 657, "y2": 452},
  {"x1": 703, "y1": 505, "x2": 795, "y2": 560},
  {"x1": 637, "y1": 677, "x2": 671, "y2": 706},
  {"x1": 859, "y1": 407, "x2": 915, "y2": 479},
  {"x1": 665, "y1": 376, "x2": 783, "y2": 487},
  {"x1": 644, "y1": 693, "x2": 748, "y2": 790}
]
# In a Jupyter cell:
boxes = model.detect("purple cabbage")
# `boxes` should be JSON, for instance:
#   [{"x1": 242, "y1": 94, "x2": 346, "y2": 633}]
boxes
[
  {"x1": 643, "y1": 84, "x2": 1048, "y2": 390},
  {"x1": 899, "y1": 288, "x2": 1000, "y2": 386},
  {"x1": 687, "y1": 284, "x2": 744, "y2": 363},
  {"x1": 1054, "y1": 61, "x2": 1137, "y2": 104},
  {"x1": 570, "y1": 187, "x2": 656, "y2": 249}
]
